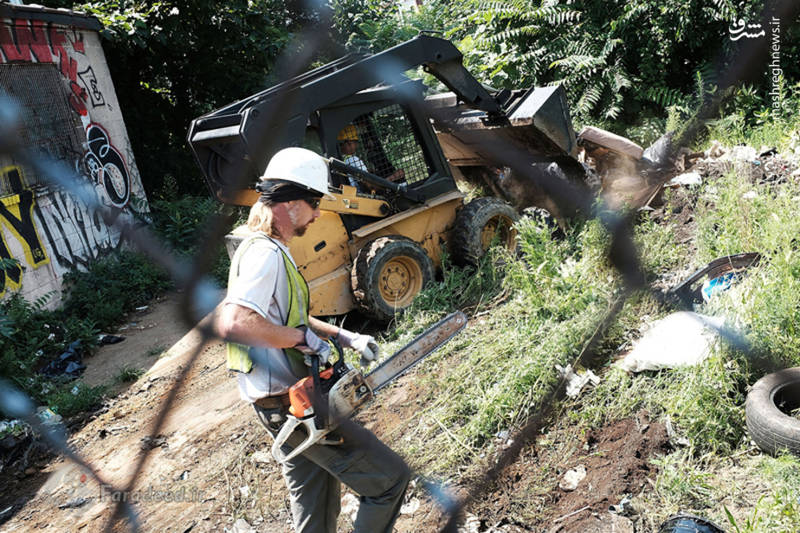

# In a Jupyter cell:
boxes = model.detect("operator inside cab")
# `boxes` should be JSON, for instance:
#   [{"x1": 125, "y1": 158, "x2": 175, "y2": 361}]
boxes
[{"x1": 336, "y1": 124, "x2": 405, "y2": 190}]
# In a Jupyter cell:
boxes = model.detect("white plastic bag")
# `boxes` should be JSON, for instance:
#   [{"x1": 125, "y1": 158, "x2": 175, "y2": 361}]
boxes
[{"x1": 618, "y1": 312, "x2": 724, "y2": 373}]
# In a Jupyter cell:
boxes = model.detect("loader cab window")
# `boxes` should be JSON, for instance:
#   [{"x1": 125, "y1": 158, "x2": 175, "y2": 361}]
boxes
[{"x1": 339, "y1": 105, "x2": 433, "y2": 186}]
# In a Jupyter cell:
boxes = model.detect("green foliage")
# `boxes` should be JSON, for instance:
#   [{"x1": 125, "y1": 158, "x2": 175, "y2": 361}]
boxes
[
  {"x1": 115, "y1": 365, "x2": 145, "y2": 383},
  {"x1": 388, "y1": 216, "x2": 620, "y2": 472},
  {"x1": 333, "y1": 0, "x2": 461, "y2": 52},
  {"x1": 150, "y1": 195, "x2": 239, "y2": 284},
  {"x1": 45, "y1": 382, "x2": 107, "y2": 417},
  {"x1": 333, "y1": 0, "x2": 800, "y2": 146},
  {"x1": 404, "y1": 251, "x2": 505, "y2": 316},
  {"x1": 62, "y1": 250, "x2": 170, "y2": 331},
  {"x1": 0, "y1": 194, "x2": 240, "y2": 419},
  {"x1": 705, "y1": 82, "x2": 800, "y2": 151},
  {"x1": 651, "y1": 450, "x2": 715, "y2": 509},
  {"x1": 0, "y1": 294, "x2": 95, "y2": 390},
  {"x1": 693, "y1": 161, "x2": 800, "y2": 370},
  {"x1": 458, "y1": 0, "x2": 751, "y2": 126}
]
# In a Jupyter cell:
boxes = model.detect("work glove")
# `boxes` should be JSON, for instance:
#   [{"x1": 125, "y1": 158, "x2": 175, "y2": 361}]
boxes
[
  {"x1": 337, "y1": 328, "x2": 380, "y2": 367},
  {"x1": 296, "y1": 326, "x2": 331, "y2": 366}
]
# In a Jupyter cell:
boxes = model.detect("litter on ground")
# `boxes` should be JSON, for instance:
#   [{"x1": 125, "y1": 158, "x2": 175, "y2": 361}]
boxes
[
  {"x1": 618, "y1": 312, "x2": 724, "y2": 373},
  {"x1": 556, "y1": 364, "x2": 601, "y2": 397}
]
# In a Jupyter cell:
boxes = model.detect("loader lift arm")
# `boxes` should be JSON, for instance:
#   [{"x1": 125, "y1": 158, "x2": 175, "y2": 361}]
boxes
[{"x1": 188, "y1": 35, "x2": 509, "y2": 201}]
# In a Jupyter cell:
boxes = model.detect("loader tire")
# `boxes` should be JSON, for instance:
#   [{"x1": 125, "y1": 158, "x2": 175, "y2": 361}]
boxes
[
  {"x1": 745, "y1": 367, "x2": 800, "y2": 457},
  {"x1": 452, "y1": 197, "x2": 519, "y2": 266},
  {"x1": 351, "y1": 236, "x2": 435, "y2": 322}
]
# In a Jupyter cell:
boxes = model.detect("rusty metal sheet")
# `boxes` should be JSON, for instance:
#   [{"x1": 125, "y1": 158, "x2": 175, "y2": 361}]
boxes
[{"x1": 365, "y1": 311, "x2": 467, "y2": 392}]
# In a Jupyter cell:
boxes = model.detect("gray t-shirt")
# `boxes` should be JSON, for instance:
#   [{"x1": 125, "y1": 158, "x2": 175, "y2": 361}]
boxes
[{"x1": 224, "y1": 232, "x2": 301, "y2": 401}]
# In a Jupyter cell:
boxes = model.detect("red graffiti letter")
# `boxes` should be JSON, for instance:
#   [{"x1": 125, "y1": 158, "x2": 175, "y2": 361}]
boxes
[
  {"x1": 0, "y1": 22, "x2": 29, "y2": 62},
  {"x1": 15, "y1": 20, "x2": 51, "y2": 63},
  {"x1": 70, "y1": 30, "x2": 85, "y2": 54}
]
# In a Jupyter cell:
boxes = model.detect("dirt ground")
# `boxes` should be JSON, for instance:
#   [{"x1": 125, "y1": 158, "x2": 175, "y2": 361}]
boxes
[
  {"x1": 0, "y1": 292, "x2": 673, "y2": 533},
  {"x1": 0, "y1": 294, "x2": 451, "y2": 532}
]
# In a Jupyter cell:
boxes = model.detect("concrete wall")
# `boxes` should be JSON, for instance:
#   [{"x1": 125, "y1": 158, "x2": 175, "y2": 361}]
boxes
[{"x1": 0, "y1": 10, "x2": 148, "y2": 308}]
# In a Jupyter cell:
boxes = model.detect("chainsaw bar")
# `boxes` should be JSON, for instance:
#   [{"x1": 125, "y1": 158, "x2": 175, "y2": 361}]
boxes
[{"x1": 365, "y1": 311, "x2": 467, "y2": 392}]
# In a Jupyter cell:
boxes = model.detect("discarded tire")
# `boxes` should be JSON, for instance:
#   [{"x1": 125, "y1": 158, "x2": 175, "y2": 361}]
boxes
[
  {"x1": 452, "y1": 197, "x2": 519, "y2": 266},
  {"x1": 351, "y1": 235, "x2": 434, "y2": 322},
  {"x1": 745, "y1": 367, "x2": 800, "y2": 457},
  {"x1": 658, "y1": 513, "x2": 726, "y2": 533}
]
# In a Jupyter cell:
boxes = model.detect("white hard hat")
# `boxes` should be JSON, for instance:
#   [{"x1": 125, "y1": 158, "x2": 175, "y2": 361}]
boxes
[{"x1": 261, "y1": 147, "x2": 334, "y2": 199}]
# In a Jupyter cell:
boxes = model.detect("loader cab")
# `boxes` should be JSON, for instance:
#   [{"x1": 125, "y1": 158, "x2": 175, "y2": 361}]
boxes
[{"x1": 314, "y1": 81, "x2": 457, "y2": 205}]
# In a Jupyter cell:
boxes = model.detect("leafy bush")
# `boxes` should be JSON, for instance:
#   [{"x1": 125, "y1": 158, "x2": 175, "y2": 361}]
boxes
[
  {"x1": 150, "y1": 195, "x2": 240, "y2": 284},
  {"x1": 61, "y1": 250, "x2": 170, "y2": 332},
  {"x1": 1, "y1": 196, "x2": 235, "y2": 419},
  {"x1": 0, "y1": 295, "x2": 95, "y2": 390}
]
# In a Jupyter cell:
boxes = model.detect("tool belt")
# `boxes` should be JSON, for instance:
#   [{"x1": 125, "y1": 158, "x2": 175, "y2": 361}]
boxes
[{"x1": 254, "y1": 394, "x2": 290, "y2": 410}]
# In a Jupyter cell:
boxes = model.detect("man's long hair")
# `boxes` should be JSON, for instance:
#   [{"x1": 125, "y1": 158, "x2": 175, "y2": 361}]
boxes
[{"x1": 246, "y1": 200, "x2": 278, "y2": 237}]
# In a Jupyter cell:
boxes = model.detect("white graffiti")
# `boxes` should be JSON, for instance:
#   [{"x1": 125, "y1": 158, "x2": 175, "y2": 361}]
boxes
[{"x1": 34, "y1": 188, "x2": 123, "y2": 275}]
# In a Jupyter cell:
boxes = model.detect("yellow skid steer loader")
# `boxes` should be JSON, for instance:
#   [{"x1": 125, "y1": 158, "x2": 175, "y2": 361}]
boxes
[{"x1": 188, "y1": 35, "x2": 583, "y2": 321}]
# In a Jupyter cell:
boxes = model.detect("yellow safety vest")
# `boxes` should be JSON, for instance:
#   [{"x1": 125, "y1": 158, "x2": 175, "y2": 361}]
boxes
[{"x1": 226, "y1": 234, "x2": 310, "y2": 378}]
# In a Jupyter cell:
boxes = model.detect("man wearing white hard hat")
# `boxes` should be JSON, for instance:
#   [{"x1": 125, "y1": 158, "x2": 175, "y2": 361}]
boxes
[{"x1": 216, "y1": 147, "x2": 410, "y2": 533}]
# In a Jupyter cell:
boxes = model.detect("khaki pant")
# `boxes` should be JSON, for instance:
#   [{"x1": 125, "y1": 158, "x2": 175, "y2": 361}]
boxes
[{"x1": 254, "y1": 404, "x2": 410, "y2": 533}]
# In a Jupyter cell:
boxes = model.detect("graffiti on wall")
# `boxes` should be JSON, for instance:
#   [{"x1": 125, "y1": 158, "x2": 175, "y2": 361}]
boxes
[
  {"x1": 85, "y1": 123, "x2": 130, "y2": 207},
  {"x1": 34, "y1": 188, "x2": 122, "y2": 274},
  {"x1": 0, "y1": 18, "x2": 88, "y2": 116},
  {"x1": 77, "y1": 65, "x2": 104, "y2": 107},
  {"x1": 0, "y1": 166, "x2": 49, "y2": 295},
  {"x1": 0, "y1": 18, "x2": 141, "y2": 298},
  {"x1": 1, "y1": 18, "x2": 133, "y2": 208},
  {"x1": 0, "y1": 165, "x2": 125, "y2": 295}
]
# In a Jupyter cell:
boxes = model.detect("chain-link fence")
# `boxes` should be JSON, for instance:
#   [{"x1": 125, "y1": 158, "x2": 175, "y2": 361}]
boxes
[{"x1": 1, "y1": 2, "x2": 799, "y2": 531}]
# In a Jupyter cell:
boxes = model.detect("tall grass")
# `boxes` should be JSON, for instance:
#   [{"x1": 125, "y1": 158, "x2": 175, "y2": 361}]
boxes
[
  {"x1": 385, "y1": 217, "x2": 621, "y2": 472},
  {"x1": 381, "y1": 109, "x2": 800, "y2": 531}
]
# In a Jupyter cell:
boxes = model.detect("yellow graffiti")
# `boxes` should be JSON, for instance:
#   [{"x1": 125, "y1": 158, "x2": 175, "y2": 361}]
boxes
[{"x1": 0, "y1": 166, "x2": 50, "y2": 296}]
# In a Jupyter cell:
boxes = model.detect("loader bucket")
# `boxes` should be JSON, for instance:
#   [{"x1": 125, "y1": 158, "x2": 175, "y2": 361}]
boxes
[
  {"x1": 426, "y1": 84, "x2": 588, "y2": 222},
  {"x1": 426, "y1": 84, "x2": 578, "y2": 167}
]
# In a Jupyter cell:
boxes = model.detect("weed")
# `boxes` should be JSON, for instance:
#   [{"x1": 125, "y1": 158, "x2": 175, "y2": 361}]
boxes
[
  {"x1": 634, "y1": 213, "x2": 689, "y2": 279},
  {"x1": 45, "y1": 382, "x2": 106, "y2": 418},
  {"x1": 114, "y1": 366, "x2": 144, "y2": 383},
  {"x1": 115, "y1": 366, "x2": 145, "y2": 384},
  {"x1": 0, "y1": 294, "x2": 98, "y2": 399},
  {"x1": 146, "y1": 345, "x2": 167, "y2": 357},
  {"x1": 385, "y1": 217, "x2": 622, "y2": 473},
  {"x1": 62, "y1": 250, "x2": 170, "y2": 332},
  {"x1": 651, "y1": 450, "x2": 716, "y2": 510},
  {"x1": 150, "y1": 196, "x2": 242, "y2": 284}
]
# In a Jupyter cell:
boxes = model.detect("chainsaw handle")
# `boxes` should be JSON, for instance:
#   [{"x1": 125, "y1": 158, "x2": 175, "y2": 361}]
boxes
[
  {"x1": 329, "y1": 337, "x2": 347, "y2": 376},
  {"x1": 271, "y1": 415, "x2": 333, "y2": 464},
  {"x1": 310, "y1": 354, "x2": 327, "y2": 430}
]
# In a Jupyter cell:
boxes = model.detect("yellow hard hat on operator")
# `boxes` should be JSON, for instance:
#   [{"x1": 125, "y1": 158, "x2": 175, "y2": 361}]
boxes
[{"x1": 337, "y1": 124, "x2": 359, "y2": 142}]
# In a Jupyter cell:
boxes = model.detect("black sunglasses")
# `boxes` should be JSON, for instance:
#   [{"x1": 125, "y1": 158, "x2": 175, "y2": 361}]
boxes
[{"x1": 304, "y1": 197, "x2": 321, "y2": 209}]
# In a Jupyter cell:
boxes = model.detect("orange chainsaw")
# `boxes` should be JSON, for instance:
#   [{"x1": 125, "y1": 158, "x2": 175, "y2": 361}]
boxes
[{"x1": 271, "y1": 311, "x2": 467, "y2": 463}]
